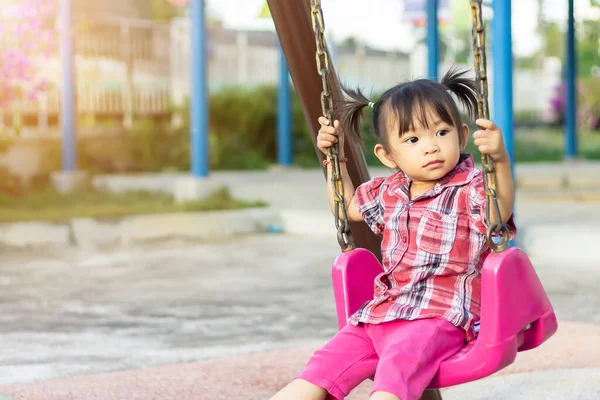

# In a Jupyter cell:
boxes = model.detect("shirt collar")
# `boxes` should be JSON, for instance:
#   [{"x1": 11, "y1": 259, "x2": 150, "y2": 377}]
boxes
[
  {"x1": 387, "y1": 154, "x2": 477, "y2": 199},
  {"x1": 438, "y1": 153, "x2": 477, "y2": 189}
]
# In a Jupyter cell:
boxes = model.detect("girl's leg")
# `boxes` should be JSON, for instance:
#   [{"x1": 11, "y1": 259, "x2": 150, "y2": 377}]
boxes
[
  {"x1": 271, "y1": 323, "x2": 378, "y2": 400},
  {"x1": 370, "y1": 318, "x2": 465, "y2": 400},
  {"x1": 269, "y1": 379, "x2": 328, "y2": 400},
  {"x1": 370, "y1": 392, "x2": 401, "y2": 400}
]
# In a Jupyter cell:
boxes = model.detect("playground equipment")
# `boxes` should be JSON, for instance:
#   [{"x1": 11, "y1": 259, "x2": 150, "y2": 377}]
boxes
[{"x1": 269, "y1": 0, "x2": 558, "y2": 398}]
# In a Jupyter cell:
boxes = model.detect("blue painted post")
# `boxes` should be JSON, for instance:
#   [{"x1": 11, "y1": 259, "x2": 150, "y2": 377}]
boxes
[
  {"x1": 565, "y1": 0, "x2": 577, "y2": 159},
  {"x1": 277, "y1": 45, "x2": 292, "y2": 166},
  {"x1": 492, "y1": 0, "x2": 515, "y2": 170},
  {"x1": 59, "y1": 0, "x2": 76, "y2": 172},
  {"x1": 492, "y1": 0, "x2": 516, "y2": 247},
  {"x1": 427, "y1": 0, "x2": 438, "y2": 81},
  {"x1": 191, "y1": 0, "x2": 209, "y2": 177}
]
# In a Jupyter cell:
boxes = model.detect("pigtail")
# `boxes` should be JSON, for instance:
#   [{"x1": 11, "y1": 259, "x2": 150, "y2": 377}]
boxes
[
  {"x1": 440, "y1": 68, "x2": 478, "y2": 121},
  {"x1": 334, "y1": 85, "x2": 370, "y2": 146}
]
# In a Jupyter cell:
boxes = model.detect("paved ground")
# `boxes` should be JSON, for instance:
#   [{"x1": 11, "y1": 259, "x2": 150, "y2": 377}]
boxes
[
  {"x1": 0, "y1": 235, "x2": 338, "y2": 385},
  {"x1": 0, "y1": 333, "x2": 598, "y2": 400},
  {"x1": 0, "y1": 234, "x2": 598, "y2": 392},
  {"x1": 0, "y1": 161, "x2": 599, "y2": 398}
]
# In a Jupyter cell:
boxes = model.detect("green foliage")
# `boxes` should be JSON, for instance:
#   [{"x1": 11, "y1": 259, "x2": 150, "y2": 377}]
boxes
[
  {"x1": 128, "y1": 118, "x2": 189, "y2": 172},
  {"x1": 451, "y1": 28, "x2": 473, "y2": 65},
  {"x1": 207, "y1": 85, "x2": 314, "y2": 170},
  {"x1": 542, "y1": 22, "x2": 565, "y2": 60},
  {"x1": 516, "y1": 55, "x2": 538, "y2": 70},
  {"x1": 0, "y1": 166, "x2": 25, "y2": 197},
  {"x1": 130, "y1": 0, "x2": 181, "y2": 20},
  {"x1": 519, "y1": 17, "x2": 599, "y2": 77},
  {"x1": 463, "y1": 126, "x2": 600, "y2": 163},
  {"x1": 0, "y1": 135, "x2": 12, "y2": 154},
  {"x1": 150, "y1": 0, "x2": 181, "y2": 20},
  {"x1": 578, "y1": 19, "x2": 600, "y2": 77},
  {"x1": 579, "y1": 76, "x2": 600, "y2": 129},
  {"x1": 209, "y1": 86, "x2": 278, "y2": 170},
  {"x1": 10, "y1": 86, "x2": 317, "y2": 177},
  {"x1": 4, "y1": 83, "x2": 600, "y2": 201}
]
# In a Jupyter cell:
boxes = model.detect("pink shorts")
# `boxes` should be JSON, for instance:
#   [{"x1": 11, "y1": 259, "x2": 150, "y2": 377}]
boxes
[{"x1": 297, "y1": 318, "x2": 465, "y2": 400}]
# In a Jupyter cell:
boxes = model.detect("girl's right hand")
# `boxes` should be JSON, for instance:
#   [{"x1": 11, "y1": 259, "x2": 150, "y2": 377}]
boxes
[{"x1": 317, "y1": 117, "x2": 342, "y2": 155}]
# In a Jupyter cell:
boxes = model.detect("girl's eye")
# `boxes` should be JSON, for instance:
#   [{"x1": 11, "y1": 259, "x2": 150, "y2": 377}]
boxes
[
  {"x1": 405, "y1": 137, "x2": 418, "y2": 144},
  {"x1": 437, "y1": 130, "x2": 449, "y2": 136}
]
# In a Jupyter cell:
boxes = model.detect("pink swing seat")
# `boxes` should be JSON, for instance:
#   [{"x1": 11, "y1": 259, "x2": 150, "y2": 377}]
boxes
[{"x1": 332, "y1": 247, "x2": 558, "y2": 388}]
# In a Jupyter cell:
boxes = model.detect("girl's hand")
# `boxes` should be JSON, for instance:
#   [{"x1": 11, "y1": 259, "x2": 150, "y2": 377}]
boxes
[
  {"x1": 317, "y1": 117, "x2": 342, "y2": 155},
  {"x1": 473, "y1": 119, "x2": 509, "y2": 163}
]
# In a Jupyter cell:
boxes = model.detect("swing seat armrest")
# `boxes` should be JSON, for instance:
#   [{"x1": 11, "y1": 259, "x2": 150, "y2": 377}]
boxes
[
  {"x1": 476, "y1": 247, "x2": 557, "y2": 348},
  {"x1": 430, "y1": 247, "x2": 558, "y2": 387},
  {"x1": 332, "y1": 248, "x2": 383, "y2": 330}
]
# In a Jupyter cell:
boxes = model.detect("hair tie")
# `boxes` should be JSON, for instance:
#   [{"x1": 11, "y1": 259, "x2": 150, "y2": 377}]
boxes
[{"x1": 368, "y1": 101, "x2": 375, "y2": 109}]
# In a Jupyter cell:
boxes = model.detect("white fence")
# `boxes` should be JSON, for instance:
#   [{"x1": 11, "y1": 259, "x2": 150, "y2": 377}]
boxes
[
  {"x1": 1, "y1": 16, "x2": 561, "y2": 135},
  {"x1": 171, "y1": 19, "x2": 560, "y2": 119}
]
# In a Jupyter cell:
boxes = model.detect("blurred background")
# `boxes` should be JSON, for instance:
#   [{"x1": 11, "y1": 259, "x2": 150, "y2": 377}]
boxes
[
  {"x1": 0, "y1": 0, "x2": 599, "y2": 395},
  {"x1": 0, "y1": 0, "x2": 598, "y2": 189}
]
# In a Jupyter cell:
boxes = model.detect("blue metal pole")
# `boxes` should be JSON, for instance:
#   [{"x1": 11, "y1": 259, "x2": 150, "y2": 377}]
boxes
[
  {"x1": 191, "y1": 0, "x2": 209, "y2": 177},
  {"x1": 59, "y1": 0, "x2": 76, "y2": 172},
  {"x1": 565, "y1": 0, "x2": 577, "y2": 159},
  {"x1": 492, "y1": 0, "x2": 516, "y2": 248},
  {"x1": 427, "y1": 0, "x2": 438, "y2": 81},
  {"x1": 277, "y1": 45, "x2": 292, "y2": 166},
  {"x1": 492, "y1": 0, "x2": 515, "y2": 170}
]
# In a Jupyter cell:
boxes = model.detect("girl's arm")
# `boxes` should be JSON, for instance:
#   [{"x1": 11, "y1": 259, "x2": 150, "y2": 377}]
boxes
[
  {"x1": 492, "y1": 159, "x2": 515, "y2": 224},
  {"x1": 318, "y1": 117, "x2": 363, "y2": 223},
  {"x1": 473, "y1": 119, "x2": 515, "y2": 225}
]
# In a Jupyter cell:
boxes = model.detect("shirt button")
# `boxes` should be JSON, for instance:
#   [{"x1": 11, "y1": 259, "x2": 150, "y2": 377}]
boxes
[{"x1": 402, "y1": 236, "x2": 408, "y2": 244}]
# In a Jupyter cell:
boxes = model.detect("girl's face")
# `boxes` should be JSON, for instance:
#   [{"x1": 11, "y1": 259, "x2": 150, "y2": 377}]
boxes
[{"x1": 374, "y1": 106, "x2": 469, "y2": 186}]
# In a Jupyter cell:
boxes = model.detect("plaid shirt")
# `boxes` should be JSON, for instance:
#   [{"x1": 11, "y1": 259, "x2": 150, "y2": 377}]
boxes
[{"x1": 349, "y1": 154, "x2": 516, "y2": 341}]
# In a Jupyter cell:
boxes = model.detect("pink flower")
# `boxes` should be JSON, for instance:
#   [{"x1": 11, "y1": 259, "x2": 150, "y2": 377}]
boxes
[{"x1": 0, "y1": 0, "x2": 57, "y2": 105}]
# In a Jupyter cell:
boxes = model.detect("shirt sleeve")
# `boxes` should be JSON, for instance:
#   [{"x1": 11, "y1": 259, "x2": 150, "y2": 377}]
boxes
[
  {"x1": 354, "y1": 177, "x2": 386, "y2": 236},
  {"x1": 468, "y1": 173, "x2": 517, "y2": 240}
]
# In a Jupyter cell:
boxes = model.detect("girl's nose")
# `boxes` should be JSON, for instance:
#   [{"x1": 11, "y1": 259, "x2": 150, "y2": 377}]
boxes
[{"x1": 425, "y1": 142, "x2": 440, "y2": 154}]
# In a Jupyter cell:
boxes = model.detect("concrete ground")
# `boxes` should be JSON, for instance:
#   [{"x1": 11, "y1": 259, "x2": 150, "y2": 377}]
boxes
[
  {"x1": 93, "y1": 164, "x2": 600, "y2": 265},
  {"x1": 0, "y1": 161, "x2": 599, "y2": 398},
  {"x1": 0, "y1": 234, "x2": 598, "y2": 399}
]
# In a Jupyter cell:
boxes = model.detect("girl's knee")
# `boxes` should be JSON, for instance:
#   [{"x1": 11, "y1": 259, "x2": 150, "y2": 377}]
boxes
[
  {"x1": 269, "y1": 379, "x2": 328, "y2": 400},
  {"x1": 370, "y1": 391, "x2": 401, "y2": 400}
]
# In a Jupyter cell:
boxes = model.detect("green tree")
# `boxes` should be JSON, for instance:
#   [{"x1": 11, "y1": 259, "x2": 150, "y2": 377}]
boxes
[
  {"x1": 132, "y1": 0, "x2": 182, "y2": 20},
  {"x1": 150, "y1": 0, "x2": 182, "y2": 20},
  {"x1": 340, "y1": 36, "x2": 359, "y2": 50},
  {"x1": 578, "y1": 19, "x2": 600, "y2": 77},
  {"x1": 452, "y1": 28, "x2": 472, "y2": 64}
]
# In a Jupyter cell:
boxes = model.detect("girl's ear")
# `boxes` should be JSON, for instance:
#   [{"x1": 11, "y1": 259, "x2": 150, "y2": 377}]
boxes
[
  {"x1": 374, "y1": 144, "x2": 398, "y2": 169},
  {"x1": 460, "y1": 124, "x2": 469, "y2": 151}
]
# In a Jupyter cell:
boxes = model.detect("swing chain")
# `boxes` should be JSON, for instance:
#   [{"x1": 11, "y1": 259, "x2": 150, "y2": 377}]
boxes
[
  {"x1": 310, "y1": 0, "x2": 355, "y2": 252},
  {"x1": 469, "y1": 0, "x2": 510, "y2": 253}
]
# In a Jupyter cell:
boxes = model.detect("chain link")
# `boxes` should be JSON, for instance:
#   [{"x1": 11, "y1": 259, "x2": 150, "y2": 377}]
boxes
[
  {"x1": 470, "y1": 1, "x2": 509, "y2": 252},
  {"x1": 310, "y1": 0, "x2": 354, "y2": 251}
]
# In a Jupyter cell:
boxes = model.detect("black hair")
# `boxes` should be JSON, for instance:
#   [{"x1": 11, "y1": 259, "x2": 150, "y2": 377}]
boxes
[{"x1": 335, "y1": 67, "x2": 478, "y2": 150}]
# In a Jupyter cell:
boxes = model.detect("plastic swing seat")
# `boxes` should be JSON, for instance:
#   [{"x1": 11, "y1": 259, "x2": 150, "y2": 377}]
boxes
[{"x1": 331, "y1": 246, "x2": 558, "y2": 388}]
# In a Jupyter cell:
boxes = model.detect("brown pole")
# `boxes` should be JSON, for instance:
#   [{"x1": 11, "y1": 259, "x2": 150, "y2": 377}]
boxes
[
  {"x1": 267, "y1": 0, "x2": 381, "y2": 260},
  {"x1": 267, "y1": 1, "x2": 442, "y2": 400}
]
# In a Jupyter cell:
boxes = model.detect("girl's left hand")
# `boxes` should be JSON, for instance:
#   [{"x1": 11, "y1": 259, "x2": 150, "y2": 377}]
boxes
[{"x1": 473, "y1": 119, "x2": 509, "y2": 163}]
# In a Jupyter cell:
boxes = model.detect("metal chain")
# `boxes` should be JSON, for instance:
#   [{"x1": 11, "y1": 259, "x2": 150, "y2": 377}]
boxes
[
  {"x1": 310, "y1": 0, "x2": 355, "y2": 251},
  {"x1": 470, "y1": 0, "x2": 510, "y2": 252}
]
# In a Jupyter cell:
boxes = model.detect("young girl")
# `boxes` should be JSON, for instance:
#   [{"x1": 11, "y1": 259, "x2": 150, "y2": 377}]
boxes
[{"x1": 270, "y1": 68, "x2": 516, "y2": 400}]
